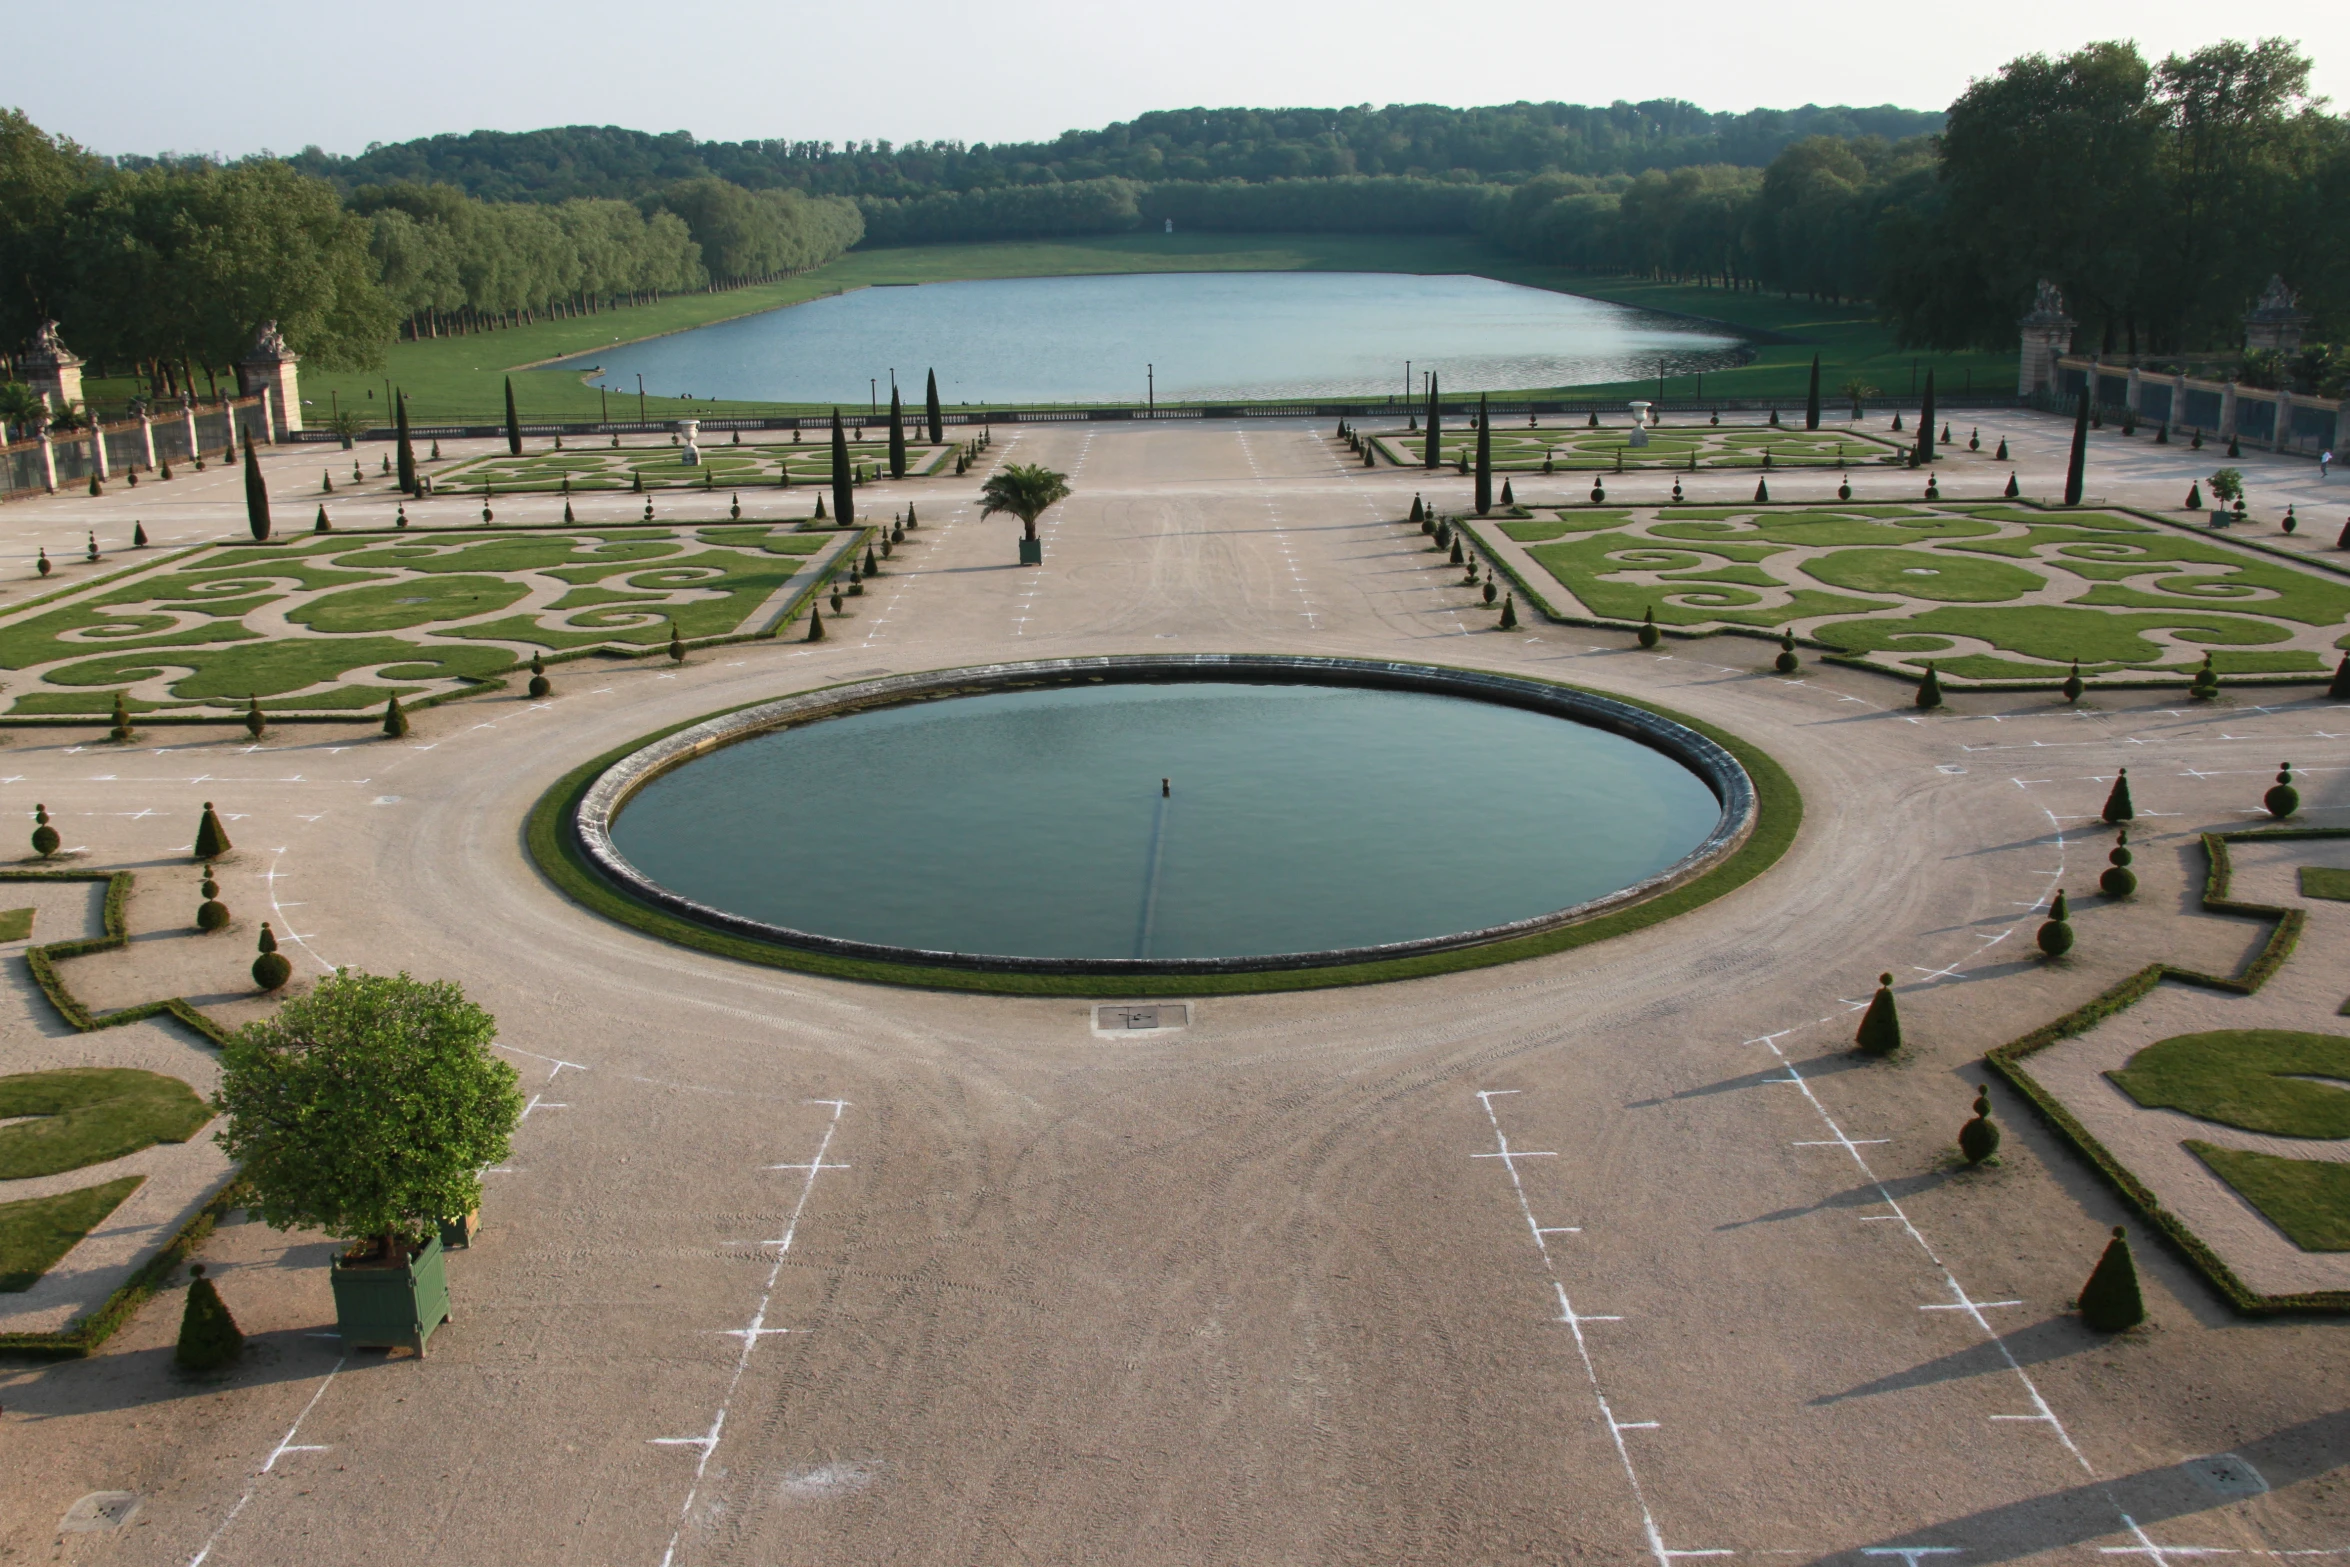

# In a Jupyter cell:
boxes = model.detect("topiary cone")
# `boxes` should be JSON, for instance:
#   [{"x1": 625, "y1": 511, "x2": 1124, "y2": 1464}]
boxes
[
  {"x1": 382, "y1": 694, "x2": 409, "y2": 738},
  {"x1": 2186, "y1": 481, "x2": 2203, "y2": 510},
  {"x1": 527, "y1": 655, "x2": 551, "y2": 699},
  {"x1": 197, "y1": 861, "x2": 230, "y2": 931},
  {"x1": 1775, "y1": 632, "x2": 1799, "y2": 674},
  {"x1": 1409, "y1": 494, "x2": 1424, "y2": 524},
  {"x1": 193, "y1": 801, "x2": 231, "y2": 860},
  {"x1": 1957, "y1": 1084, "x2": 2001, "y2": 1165},
  {"x1": 175, "y1": 1263, "x2": 243, "y2": 1371},
  {"x1": 251, "y1": 923, "x2": 291, "y2": 991},
  {"x1": 1499, "y1": 594, "x2": 1518, "y2": 630},
  {"x1": 1854, "y1": 973, "x2": 1901, "y2": 1055},
  {"x1": 133, "y1": 522, "x2": 147, "y2": 548},
  {"x1": 2037, "y1": 889, "x2": 2074, "y2": 957},
  {"x1": 2062, "y1": 660, "x2": 2084, "y2": 703},
  {"x1": 1754, "y1": 476, "x2": 1770, "y2": 503},
  {"x1": 2005, "y1": 471, "x2": 2020, "y2": 498},
  {"x1": 2264, "y1": 763, "x2": 2299, "y2": 820},
  {"x1": 2101, "y1": 770, "x2": 2134, "y2": 824},
  {"x1": 315, "y1": 503, "x2": 330, "y2": 532},
  {"x1": 244, "y1": 696, "x2": 265, "y2": 739},
  {"x1": 806, "y1": 601, "x2": 826, "y2": 642},
  {"x1": 1915, "y1": 662, "x2": 1944, "y2": 709},
  {"x1": 2331, "y1": 655, "x2": 2350, "y2": 700},
  {"x1": 668, "y1": 623, "x2": 686, "y2": 663},
  {"x1": 31, "y1": 803, "x2": 58, "y2": 859},
  {"x1": 1637, "y1": 607, "x2": 1660, "y2": 649},
  {"x1": 2100, "y1": 828, "x2": 2137, "y2": 898},
  {"x1": 2078, "y1": 1226, "x2": 2145, "y2": 1331}
]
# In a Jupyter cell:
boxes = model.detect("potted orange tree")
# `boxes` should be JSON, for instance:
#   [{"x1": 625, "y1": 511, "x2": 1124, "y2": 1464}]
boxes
[{"x1": 213, "y1": 970, "x2": 521, "y2": 1356}]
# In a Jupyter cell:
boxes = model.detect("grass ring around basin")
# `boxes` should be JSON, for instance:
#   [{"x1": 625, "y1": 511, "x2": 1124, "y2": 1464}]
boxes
[{"x1": 527, "y1": 655, "x2": 1802, "y2": 995}]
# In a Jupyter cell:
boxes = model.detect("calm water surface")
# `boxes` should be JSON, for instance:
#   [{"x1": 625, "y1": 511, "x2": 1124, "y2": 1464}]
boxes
[
  {"x1": 560, "y1": 271, "x2": 1742, "y2": 405},
  {"x1": 611, "y1": 682, "x2": 1722, "y2": 960}
]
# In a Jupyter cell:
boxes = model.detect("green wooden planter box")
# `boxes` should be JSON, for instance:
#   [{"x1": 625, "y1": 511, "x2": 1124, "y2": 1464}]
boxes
[
  {"x1": 1018, "y1": 537, "x2": 1043, "y2": 565},
  {"x1": 330, "y1": 1232, "x2": 450, "y2": 1356},
  {"x1": 438, "y1": 1210, "x2": 478, "y2": 1250}
]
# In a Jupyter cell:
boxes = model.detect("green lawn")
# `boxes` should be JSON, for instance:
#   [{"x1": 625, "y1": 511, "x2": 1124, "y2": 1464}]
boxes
[
  {"x1": 264, "y1": 233, "x2": 2014, "y2": 424},
  {"x1": 2109, "y1": 1030, "x2": 2350, "y2": 1138},
  {"x1": 2187, "y1": 1142, "x2": 2350, "y2": 1251},
  {"x1": 0, "y1": 1176, "x2": 145, "y2": 1291},
  {"x1": 0, "y1": 907, "x2": 31, "y2": 941},
  {"x1": 2300, "y1": 867, "x2": 2350, "y2": 901},
  {"x1": 0, "y1": 1068, "x2": 212, "y2": 1180}
]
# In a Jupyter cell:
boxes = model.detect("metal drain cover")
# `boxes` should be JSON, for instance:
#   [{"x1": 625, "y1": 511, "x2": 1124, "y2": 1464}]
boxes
[
  {"x1": 60, "y1": 1492, "x2": 141, "y2": 1532},
  {"x1": 2182, "y1": 1453, "x2": 2268, "y2": 1497},
  {"x1": 1094, "y1": 1002, "x2": 1189, "y2": 1033}
]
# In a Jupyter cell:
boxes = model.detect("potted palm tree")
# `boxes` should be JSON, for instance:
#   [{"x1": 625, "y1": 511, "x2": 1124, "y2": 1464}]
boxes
[
  {"x1": 213, "y1": 970, "x2": 522, "y2": 1356},
  {"x1": 979, "y1": 463, "x2": 1072, "y2": 565}
]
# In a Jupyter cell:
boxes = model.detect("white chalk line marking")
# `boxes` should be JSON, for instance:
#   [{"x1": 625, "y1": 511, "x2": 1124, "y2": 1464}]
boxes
[
  {"x1": 1475, "y1": 1090, "x2": 1725, "y2": 1565},
  {"x1": 652, "y1": 1097, "x2": 848, "y2": 1567},
  {"x1": 184, "y1": 1357, "x2": 347, "y2": 1566}
]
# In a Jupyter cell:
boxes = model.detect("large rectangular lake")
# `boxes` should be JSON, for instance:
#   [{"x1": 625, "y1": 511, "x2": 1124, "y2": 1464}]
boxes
[{"x1": 555, "y1": 270, "x2": 1744, "y2": 406}]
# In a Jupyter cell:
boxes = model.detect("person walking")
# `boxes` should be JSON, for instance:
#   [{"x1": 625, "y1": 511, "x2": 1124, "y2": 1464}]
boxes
[{"x1": 2322, "y1": 449, "x2": 2334, "y2": 479}]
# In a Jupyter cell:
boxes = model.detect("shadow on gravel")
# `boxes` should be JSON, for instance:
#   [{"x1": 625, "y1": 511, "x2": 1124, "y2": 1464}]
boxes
[
  {"x1": 1810, "y1": 1313, "x2": 2091, "y2": 1406},
  {"x1": 1816, "y1": 1407, "x2": 2350, "y2": 1565},
  {"x1": 1718, "y1": 1171, "x2": 1948, "y2": 1232}
]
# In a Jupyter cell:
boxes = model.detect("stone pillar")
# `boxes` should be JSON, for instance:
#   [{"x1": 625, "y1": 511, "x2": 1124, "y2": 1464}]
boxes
[
  {"x1": 36, "y1": 426, "x2": 56, "y2": 494},
  {"x1": 180, "y1": 395, "x2": 199, "y2": 464},
  {"x1": 2221, "y1": 382, "x2": 2238, "y2": 440},
  {"x1": 89, "y1": 422, "x2": 109, "y2": 480},
  {"x1": 138, "y1": 411, "x2": 156, "y2": 471},
  {"x1": 2173, "y1": 372, "x2": 2189, "y2": 430},
  {"x1": 2017, "y1": 280, "x2": 2076, "y2": 397},
  {"x1": 17, "y1": 321, "x2": 84, "y2": 413},
  {"x1": 256, "y1": 387, "x2": 276, "y2": 444},
  {"x1": 2275, "y1": 389, "x2": 2295, "y2": 451},
  {"x1": 2126, "y1": 365, "x2": 2143, "y2": 415},
  {"x1": 237, "y1": 322, "x2": 302, "y2": 436}
]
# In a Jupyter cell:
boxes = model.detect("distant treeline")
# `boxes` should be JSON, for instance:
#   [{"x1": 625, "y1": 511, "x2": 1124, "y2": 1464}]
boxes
[
  {"x1": 353, "y1": 177, "x2": 861, "y2": 338},
  {"x1": 283, "y1": 101, "x2": 1945, "y2": 203}
]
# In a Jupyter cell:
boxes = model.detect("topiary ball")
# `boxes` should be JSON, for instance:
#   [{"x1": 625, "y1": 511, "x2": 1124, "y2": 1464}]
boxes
[
  {"x1": 2100, "y1": 864, "x2": 2138, "y2": 898},
  {"x1": 197, "y1": 899, "x2": 230, "y2": 931},
  {"x1": 253, "y1": 951, "x2": 292, "y2": 991},
  {"x1": 1958, "y1": 1086, "x2": 2002, "y2": 1165},
  {"x1": 2265, "y1": 764, "x2": 2299, "y2": 820}
]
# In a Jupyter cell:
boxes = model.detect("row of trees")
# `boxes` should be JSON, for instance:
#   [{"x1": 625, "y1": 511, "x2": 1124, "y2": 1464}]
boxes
[
  {"x1": 356, "y1": 177, "x2": 861, "y2": 338},
  {"x1": 284, "y1": 102, "x2": 1946, "y2": 203}
]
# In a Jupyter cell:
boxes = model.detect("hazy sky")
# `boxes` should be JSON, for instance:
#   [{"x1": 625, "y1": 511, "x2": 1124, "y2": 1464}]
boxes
[{"x1": 8, "y1": 0, "x2": 2346, "y2": 161}]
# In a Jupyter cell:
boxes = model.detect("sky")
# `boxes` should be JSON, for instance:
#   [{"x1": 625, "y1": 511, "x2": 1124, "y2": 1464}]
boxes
[{"x1": 7, "y1": 0, "x2": 2347, "y2": 161}]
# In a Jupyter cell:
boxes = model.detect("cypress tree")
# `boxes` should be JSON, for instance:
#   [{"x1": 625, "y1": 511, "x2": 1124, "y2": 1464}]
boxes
[
  {"x1": 1423, "y1": 374, "x2": 1441, "y2": 469},
  {"x1": 1474, "y1": 393, "x2": 1493, "y2": 514},
  {"x1": 395, "y1": 391, "x2": 416, "y2": 495},
  {"x1": 193, "y1": 801, "x2": 231, "y2": 859},
  {"x1": 888, "y1": 386, "x2": 906, "y2": 479},
  {"x1": 806, "y1": 600, "x2": 825, "y2": 641},
  {"x1": 244, "y1": 696, "x2": 265, "y2": 739},
  {"x1": 829, "y1": 409, "x2": 854, "y2": 527},
  {"x1": 175, "y1": 1264, "x2": 243, "y2": 1371},
  {"x1": 2101, "y1": 769, "x2": 2135, "y2": 824},
  {"x1": 2264, "y1": 763, "x2": 2299, "y2": 819},
  {"x1": 1916, "y1": 662, "x2": 1944, "y2": 709},
  {"x1": 2064, "y1": 388, "x2": 2089, "y2": 506},
  {"x1": 1958, "y1": 1085, "x2": 2002, "y2": 1165},
  {"x1": 2078, "y1": 1226, "x2": 2145, "y2": 1331},
  {"x1": 382, "y1": 694, "x2": 408, "y2": 738},
  {"x1": 251, "y1": 922, "x2": 291, "y2": 991},
  {"x1": 2330, "y1": 654, "x2": 2350, "y2": 700},
  {"x1": 1775, "y1": 631, "x2": 1799, "y2": 674},
  {"x1": 2062, "y1": 659, "x2": 2084, "y2": 703},
  {"x1": 1499, "y1": 594, "x2": 1518, "y2": 629},
  {"x1": 1638, "y1": 606, "x2": 1660, "y2": 649},
  {"x1": 1804, "y1": 353, "x2": 1821, "y2": 431},
  {"x1": 242, "y1": 434, "x2": 271, "y2": 541},
  {"x1": 110, "y1": 692, "x2": 132, "y2": 742},
  {"x1": 1854, "y1": 973, "x2": 1901, "y2": 1055},
  {"x1": 503, "y1": 376, "x2": 522, "y2": 455},
  {"x1": 197, "y1": 863, "x2": 230, "y2": 931},
  {"x1": 925, "y1": 369, "x2": 942, "y2": 444},
  {"x1": 2101, "y1": 827, "x2": 2137, "y2": 898},
  {"x1": 1916, "y1": 370, "x2": 1937, "y2": 464},
  {"x1": 2037, "y1": 888, "x2": 2074, "y2": 957},
  {"x1": 31, "y1": 803, "x2": 58, "y2": 858}
]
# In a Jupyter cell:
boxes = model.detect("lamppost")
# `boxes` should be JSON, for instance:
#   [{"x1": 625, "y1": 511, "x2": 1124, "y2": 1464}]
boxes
[
  {"x1": 1147, "y1": 363, "x2": 1154, "y2": 415},
  {"x1": 870, "y1": 378, "x2": 877, "y2": 418},
  {"x1": 1405, "y1": 360, "x2": 1411, "y2": 409},
  {"x1": 636, "y1": 373, "x2": 646, "y2": 425}
]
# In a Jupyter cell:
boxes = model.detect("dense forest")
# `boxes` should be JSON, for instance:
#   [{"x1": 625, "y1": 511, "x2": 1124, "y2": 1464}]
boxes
[
  {"x1": 3, "y1": 46, "x2": 2345, "y2": 407},
  {"x1": 280, "y1": 102, "x2": 1946, "y2": 202}
]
